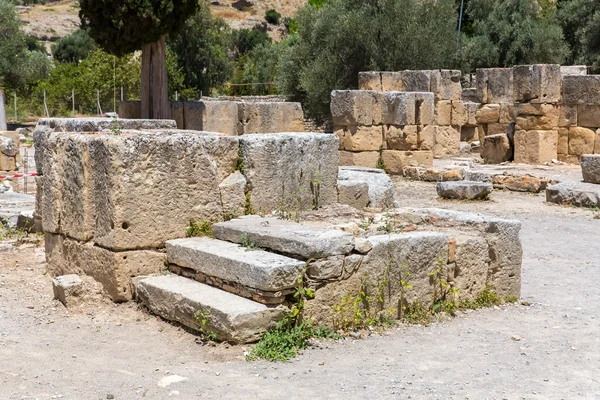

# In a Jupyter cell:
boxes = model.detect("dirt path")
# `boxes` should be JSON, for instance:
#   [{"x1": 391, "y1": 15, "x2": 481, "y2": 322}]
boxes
[{"x1": 1, "y1": 180, "x2": 599, "y2": 399}]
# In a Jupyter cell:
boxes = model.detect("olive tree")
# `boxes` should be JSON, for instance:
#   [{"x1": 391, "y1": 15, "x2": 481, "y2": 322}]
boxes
[{"x1": 79, "y1": 0, "x2": 198, "y2": 118}]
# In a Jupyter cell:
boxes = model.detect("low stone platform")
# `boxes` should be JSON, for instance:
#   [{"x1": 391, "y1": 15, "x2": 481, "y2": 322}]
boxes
[
  {"x1": 436, "y1": 181, "x2": 493, "y2": 200},
  {"x1": 546, "y1": 181, "x2": 600, "y2": 208}
]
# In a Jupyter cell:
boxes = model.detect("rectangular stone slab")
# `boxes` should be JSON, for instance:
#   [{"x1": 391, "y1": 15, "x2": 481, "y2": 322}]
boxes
[
  {"x1": 134, "y1": 274, "x2": 284, "y2": 343},
  {"x1": 213, "y1": 216, "x2": 355, "y2": 259},
  {"x1": 166, "y1": 237, "x2": 305, "y2": 291}
]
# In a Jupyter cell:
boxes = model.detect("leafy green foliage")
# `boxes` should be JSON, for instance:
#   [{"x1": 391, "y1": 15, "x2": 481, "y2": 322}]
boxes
[
  {"x1": 556, "y1": 0, "x2": 600, "y2": 71},
  {"x1": 186, "y1": 219, "x2": 214, "y2": 238},
  {"x1": 265, "y1": 9, "x2": 282, "y2": 25},
  {"x1": 79, "y1": 0, "x2": 199, "y2": 56},
  {"x1": 168, "y1": 0, "x2": 233, "y2": 96},
  {"x1": 52, "y1": 29, "x2": 97, "y2": 63},
  {"x1": 459, "y1": 0, "x2": 569, "y2": 71},
  {"x1": 232, "y1": 28, "x2": 272, "y2": 56},
  {"x1": 277, "y1": 0, "x2": 457, "y2": 120}
]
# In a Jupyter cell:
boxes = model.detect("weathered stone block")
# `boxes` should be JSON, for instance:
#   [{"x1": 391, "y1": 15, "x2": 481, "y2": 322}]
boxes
[
  {"x1": 358, "y1": 72, "x2": 382, "y2": 91},
  {"x1": 52, "y1": 274, "x2": 83, "y2": 307},
  {"x1": 513, "y1": 64, "x2": 561, "y2": 103},
  {"x1": 169, "y1": 101, "x2": 184, "y2": 129},
  {"x1": 339, "y1": 150, "x2": 380, "y2": 169},
  {"x1": 558, "y1": 105, "x2": 577, "y2": 127},
  {"x1": 451, "y1": 235, "x2": 490, "y2": 299},
  {"x1": 44, "y1": 131, "x2": 239, "y2": 249},
  {"x1": 134, "y1": 274, "x2": 285, "y2": 343},
  {"x1": 498, "y1": 104, "x2": 516, "y2": 124},
  {"x1": 430, "y1": 70, "x2": 462, "y2": 101},
  {"x1": 487, "y1": 123, "x2": 510, "y2": 135},
  {"x1": 596, "y1": 130, "x2": 600, "y2": 154},
  {"x1": 436, "y1": 181, "x2": 493, "y2": 200},
  {"x1": 476, "y1": 104, "x2": 501, "y2": 124},
  {"x1": 380, "y1": 72, "x2": 404, "y2": 92},
  {"x1": 380, "y1": 92, "x2": 416, "y2": 126},
  {"x1": 183, "y1": 101, "x2": 238, "y2": 135},
  {"x1": 581, "y1": 155, "x2": 600, "y2": 184},
  {"x1": 562, "y1": 75, "x2": 600, "y2": 104},
  {"x1": 576, "y1": 105, "x2": 600, "y2": 127},
  {"x1": 238, "y1": 102, "x2": 304, "y2": 135},
  {"x1": 461, "y1": 126, "x2": 477, "y2": 142},
  {"x1": 514, "y1": 130, "x2": 558, "y2": 164},
  {"x1": 568, "y1": 127, "x2": 596, "y2": 157},
  {"x1": 166, "y1": 237, "x2": 305, "y2": 291},
  {"x1": 338, "y1": 166, "x2": 396, "y2": 208},
  {"x1": 45, "y1": 233, "x2": 166, "y2": 301},
  {"x1": 118, "y1": 101, "x2": 141, "y2": 119},
  {"x1": 452, "y1": 101, "x2": 478, "y2": 126},
  {"x1": 414, "y1": 92, "x2": 435, "y2": 125},
  {"x1": 219, "y1": 171, "x2": 247, "y2": 215},
  {"x1": 400, "y1": 70, "x2": 431, "y2": 92},
  {"x1": 481, "y1": 134, "x2": 512, "y2": 164},
  {"x1": 476, "y1": 68, "x2": 514, "y2": 104},
  {"x1": 384, "y1": 125, "x2": 418, "y2": 151},
  {"x1": 435, "y1": 100, "x2": 452, "y2": 125},
  {"x1": 331, "y1": 90, "x2": 378, "y2": 126},
  {"x1": 546, "y1": 181, "x2": 600, "y2": 208},
  {"x1": 560, "y1": 66, "x2": 588, "y2": 76},
  {"x1": 515, "y1": 106, "x2": 559, "y2": 130},
  {"x1": 213, "y1": 216, "x2": 355, "y2": 259},
  {"x1": 336, "y1": 125, "x2": 384, "y2": 151},
  {"x1": 424, "y1": 125, "x2": 460, "y2": 157},
  {"x1": 240, "y1": 133, "x2": 338, "y2": 213},
  {"x1": 558, "y1": 128, "x2": 569, "y2": 155},
  {"x1": 337, "y1": 180, "x2": 369, "y2": 209}
]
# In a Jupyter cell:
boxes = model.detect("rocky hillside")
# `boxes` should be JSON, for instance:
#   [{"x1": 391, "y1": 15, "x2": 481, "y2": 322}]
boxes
[{"x1": 18, "y1": 0, "x2": 307, "y2": 47}]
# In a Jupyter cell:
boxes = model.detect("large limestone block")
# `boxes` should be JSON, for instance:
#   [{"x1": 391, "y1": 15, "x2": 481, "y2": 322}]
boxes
[
  {"x1": 135, "y1": 274, "x2": 285, "y2": 343},
  {"x1": 337, "y1": 180, "x2": 369, "y2": 209},
  {"x1": 338, "y1": 166, "x2": 396, "y2": 208},
  {"x1": 219, "y1": 171, "x2": 247, "y2": 215},
  {"x1": 568, "y1": 127, "x2": 596, "y2": 157},
  {"x1": 562, "y1": 75, "x2": 600, "y2": 105},
  {"x1": 481, "y1": 134, "x2": 512, "y2": 164},
  {"x1": 166, "y1": 237, "x2": 305, "y2": 291},
  {"x1": 558, "y1": 105, "x2": 577, "y2": 127},
  {"x1": 581, "y1": 155, "x2": 600, "y2": 184},
  {"x1": 183, "y1": 101, "x2": 238, "y2": 135},
  {"x1": 336, "y1": 125, "x2": 384, "y2": 151},
  {"x1": 338, "y1": 150, "x2": 380, "y2": 169},
  {"x1": 476, "y1": 68, "x2": 514, "y2": 104},
  {"x1": 560, "y1": 66, "x2": 588, "y2": 76},
  {"x1": 513, "y1": 64, "x2": 561, "y2": 103},
  {"x1": 435, "y1": 100, "x2": 452, "y2": 125},
  {"x1": 487, "y1": 123, "x2": 511, "y2": 135},
  {"x1": 0, "y1": 154, "x2": 16, "y2": 172},
  {"x1": 558, "y1": 128, "x2": 569, "y2": 155},
  {"x1": 303, "y1": 232, "x2": 449, "y2": 327},
  {"x1": 33, "y1": 118, "x2": 177, "y2": 175},
  {"x1": 169, "y1": 101, "x2": 184, "y2": 129},
  {"x1": 499, "y1": 104, "x2": 517, "y2": 124},
  {"x1": 515, "y1": 104, "x2": 559, "y2": 130},
  {"x1": 380, "y1": 92, "x2": 416, "y2": 125},
  {"x1": 414, "y1": 92, "x2": 435, "y2": 125},
  {"x1": 384, "y1": 125, "x2": 418, "y2": 151},
  {"x1": 476, "y1": 104, "x2": 501, "y2": 124},
  {"x1": 576, "y1": 105, "x2": 600, "y2": 127},
  {"x1": 452, "y1": 101, "x2": 478, "y2": 126},
  {"x1": 425, "y1": 125, "x2": 461, "y2": 157},
  {"x1": 399, "y1": 70, "x2": 432, "y2": 92},
  {"x1": 45, "y1": 233, "x2": 166, "y2": 301},
  {"x1": 451, "y1": 235, "x2": 490, "y2": 300},
  {"x1": 44, "y1": 132, "x2": 239, "y2": 249},
  {"x1": 596, "y1": 130, "x2": 600, "y2": 154},
  {"x1": 239, "y1": 133, "x2": 338, "y2": 213},
  {"x1": 436, "y1": 181, "x2": 493, "y2": 200},
  {"x1": 514, "y1": 130, "x2": 558, "y2": 164},
  {"x1": 238, "y1": 102, "x2": 304, "y2": 135},
  {"x1": 358, "y1": 72, "x2": 382, "y2": 91},
  {"x1": 213, "y1": 216, "x2": 355, "y2": 259},
  {"x1": 430, "y1": 70, "x2": 462, "y2": 101},
  {"x1": 381, "y1": 150, "x2": 433, "y2": 175},
  {"x1": 330, "y1": 90, "x2": 379, "y2": 126},
  {"x1": 380, "y1": 72, "x2": 404, "y2": 91}
]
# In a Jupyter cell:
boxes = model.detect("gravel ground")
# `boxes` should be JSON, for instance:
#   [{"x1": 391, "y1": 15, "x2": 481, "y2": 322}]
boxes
[{"x1": 1, "y1": 175, "x2": 599, "y2": 399}]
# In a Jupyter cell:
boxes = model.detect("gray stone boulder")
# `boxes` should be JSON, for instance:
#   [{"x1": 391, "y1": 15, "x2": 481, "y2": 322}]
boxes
[
  {"x1": 546, "y1": 181, "x2": 600, "y2": 208},
  {"x1": 337, "y1": 166, "x2": 397, "y2": 209},
  {"x1": 337, "y1": 180, "x2": 369, "y2": 209},
  {"x1": 481, "y1": 134, "x2": 512, "y2": 164},
  {"x1": 581, "y1": 155, "x2": 600, "y2": 184},
  {"x1": 52, "y1": 274, "x2": 83, "y2": 307},
  {"x1": 436, "y1": 181, "x2": 493, "y2": 200},
  {"x1": 0, "y1": 136, "x2": 18, "y2": 157}
]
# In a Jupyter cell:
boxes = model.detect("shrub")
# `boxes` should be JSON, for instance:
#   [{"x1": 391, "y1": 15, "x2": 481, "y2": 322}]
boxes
[
  {"x1": 52, "y1": 29, "x2": 97, "y2": 63},
  {"x1": 265, "y1": 9, "x2": 281, "y2": 25}
]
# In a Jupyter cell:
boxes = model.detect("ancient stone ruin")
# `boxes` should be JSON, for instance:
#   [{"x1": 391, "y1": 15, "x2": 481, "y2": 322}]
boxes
[
  {"x1": 331, "y1": 64, "x2": 600, "y2": 173},
  {"x1": 31, "y1": 115, "x2": 523, "y2": 343}
]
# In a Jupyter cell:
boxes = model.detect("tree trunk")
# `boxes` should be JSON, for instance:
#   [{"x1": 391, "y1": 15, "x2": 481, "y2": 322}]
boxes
[{"x1": 141, "y1": 35, "x2": 169, "y2": 119}]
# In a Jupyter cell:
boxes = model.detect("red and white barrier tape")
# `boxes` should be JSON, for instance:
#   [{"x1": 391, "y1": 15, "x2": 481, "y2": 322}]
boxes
[{"x1": 0, "y1": 172, "x2": 37, "y2": 179}]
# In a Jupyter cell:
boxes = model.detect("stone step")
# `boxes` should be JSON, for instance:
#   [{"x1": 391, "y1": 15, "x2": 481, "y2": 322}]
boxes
[
  {"x1": 212, "y1": 216, "x2": 355, "y2": 259},
  {"x1": 166, "y1": 237, "x2": 305, "y2": 292},
  {"x1": 134, "y1": 274, "x2": 284, "y2": 343}
]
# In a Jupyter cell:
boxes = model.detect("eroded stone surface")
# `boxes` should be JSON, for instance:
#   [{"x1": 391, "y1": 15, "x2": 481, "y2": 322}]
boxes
[
  {"x1": 436, "y1": 181, "x2": 493, "y2": 200},
  {"x1": 581, "y1": 155, "x2": 600, "y2": 184},
  {"x1": 338, "y1": 166, "x2": 396, "y2": 208}
]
